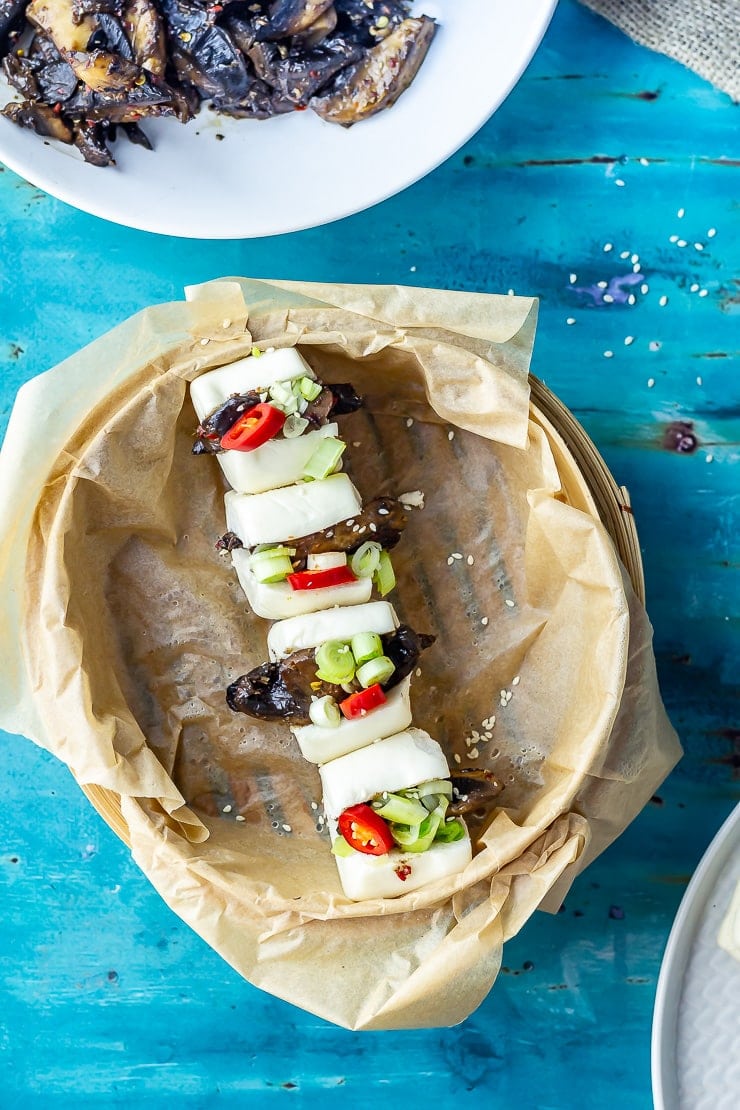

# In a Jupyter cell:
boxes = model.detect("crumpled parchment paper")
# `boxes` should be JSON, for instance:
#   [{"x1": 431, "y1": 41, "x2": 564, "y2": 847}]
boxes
[{"x1": 0, "y1": 278, "x2": 681, "y2": 1029}]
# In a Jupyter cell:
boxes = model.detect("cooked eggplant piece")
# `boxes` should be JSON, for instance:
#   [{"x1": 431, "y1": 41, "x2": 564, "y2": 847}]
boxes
[
  {"x1": 448, "y1": 769, "x2": 504, "y2": 817},
  {"x1": 290, "y1": 496, "x2": 407, "y2": 565},
  {"x1": 256, "y1": 0, "x2": 334, "y2": 41},
  {"x1": 122, "y1": 0, "x2": 166, "y2": 75},
  {"x1": 0, "y1": 0, "x2": 29, "y2": 53},
  {"x1": 160, "y1": 0, "x2": 251, "y2": 100},
  {"x1": 30, "y1": 35, "x2": 81, "y2": 103},
  {"x1": 27, "y1": 0, "x2": 97, "y2": 52},
  {"x1": 2, "y1": 53, "x2": 40, "y2": 99},
  {"x1": 210, "y1": 77, "x2": 295, "y2": 118},
  {"x1": 311, "y1": 15, "x2": 435, "y2": 125},
  {"x1": 73, "y1": 119, "x2": 114, "y2": 164},
  {"x1": 327, "y1": 381, "x2": 362, "y2": 415},
  {"x1": 68, "y1": 48, "x2": 139, "y2": 92},
  {"x1": 248, "y1": 34, "x2": 361, "y2": 103},
  {"x1": 334, "y1": 0, "x2": 409, "y2": 47},
  {"x1": 88, "y1": 12, "x2": 133, "y2": 57},
  {"x1": 63, "y1": 73, "x2": 177, "y2": 123},
  {"x1": 121, "y1": 119, "x2": 152, "y2": 147},
  {"x1": 381, "y1": 624, "x2": 435, "y2": 690},
  {"x1": 226, "y1": 662, "x2": 305, "y2": 721},
  {"x1": 1, "y1": 98, "x2": 73, "y2": 141},
  {"x1": 292, "y1": 2, "x2": 335, "y2": 49},
  {"x1": 72, "y1": 0, "x2": 124, "y2": 19}
]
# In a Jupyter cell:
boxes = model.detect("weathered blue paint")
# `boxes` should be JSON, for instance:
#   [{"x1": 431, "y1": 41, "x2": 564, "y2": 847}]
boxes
[{"x1": 0, "y1": 1, "x2": 737, "y2": 1105}]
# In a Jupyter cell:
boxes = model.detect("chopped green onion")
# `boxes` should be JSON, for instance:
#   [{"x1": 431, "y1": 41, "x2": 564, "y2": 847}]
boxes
[
  {"x1": 331, "y1": 836, "x2": 355, "y2": 858},
  {"x1": 283, "y1": 413, "x2": 309, "y2": 438},
  {"x1": 303, "y1": 437, "x2": 346, "y2": 480},
  {"x1": 434, "y1": 818, "x2": 467, "y2": 844},
  {"x1": 402, "y1": 810, "x2": 442, "y2": 853},
  {"x1": 268, "y1": 381, "x2": 299, "y2": 414},
  {"x1": 298, "y1": 376, "x2": 322, "y2": 401},
  {"x1": 374, "y1": 550, "x2": 396, "y2": 596},
  {"x1": 416, "y1": 779, "x2": 453, "y2": 799},
  {"x1": 355, "y1": 654, "x2": 395, "y2": 689},
  {"x1": 389, "y1": 822, "x2": 421, "y2": 847},
  {"x1": 309, "y1": 695, "x2": 341, "y2": 729},
  {"x1": 372, "y1": 792, "x2": 429, "y2": 826},
  {"x1": 350, "y1": 540, "x2": 382, "y2": 579},
  {"x1": 251, "y1": 346, "x2": 262, "y2": 358},
  {"x1": 350, "y1": 630, "x2": 383, "y2": 666},
  {"x1": 315, "y1": 639, "x2": 355, "y2": 684},
  {"x1": 248, "y1": 549, "x2": 294, "y2": 583}
]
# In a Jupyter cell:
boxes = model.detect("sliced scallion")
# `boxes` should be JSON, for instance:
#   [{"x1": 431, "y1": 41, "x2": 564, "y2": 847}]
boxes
[
  {"x1": 355, "y1": 654, "x2": 395, "y2": 689},
  {"x1": 298, "y1": 376, "x2": 322, "y2": 401},
  {"x1": 283, "y1": 413, "x2": 310, "y2": 438},
  {"x1": 350, "y1": 630, "x2": 383, "y2": 666},
  {"x1": 374, "y1": 550, "x2": 396, "y2": 596},
  {"x1": 372, "y1": 792, "x2": 428, "y2": 826},
  {"x1": 303, "y1": 437, "x2": 346, "y2": 480},
  {"x1": 248, "y1": 549, "x2": 294, "y2": 583},
  {"x1": 434, "y1": 818, "x2": 467, "y2": 844},
  {"x1": 331, "y1": 836, "x2": 355, "y2": 858},
  {"x1": 403, "y1": 810, "x2": 441, "y2": 853},
  {"x1": 315, "y1": 639, "x2": 355, "y2": 684},
  {"x1": 350, "y1": 540, "x2": 382, "y2": 579},
  {"x1": 307, "y1": 551, "x2": 347, "y2": 571},
  {"x1": 309, "y1": 695, "x2": 341, "y2": 729}
]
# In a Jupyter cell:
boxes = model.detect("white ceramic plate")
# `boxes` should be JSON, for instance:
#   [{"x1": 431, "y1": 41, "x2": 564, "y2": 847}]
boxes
[
  {"x1": 652, "y1": 802, "x2": 740, "y2": 1110},
  {"x1": 0, "y1": 0, "x2": 556, "y2": 238}
]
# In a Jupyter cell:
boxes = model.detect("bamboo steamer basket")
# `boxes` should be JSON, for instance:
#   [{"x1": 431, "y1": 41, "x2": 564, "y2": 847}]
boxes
[{"x1": 81, "y1": 376, "x2": 645, "y2": 845}]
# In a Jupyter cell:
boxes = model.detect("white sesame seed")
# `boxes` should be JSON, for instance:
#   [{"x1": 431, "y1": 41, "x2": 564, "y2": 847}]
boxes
[
  {"x1": 352, "y1": 441, "x2": 361, "y2": 447},
  {"x1": 406, "y1": 417, "x2": 414, "y2": 428},
  {"x1": 603, "y1": 350, "x2": 614, "y2": 358},
  {"x1": 669, "y1": 235, "x2": 679, "y2": 243},
  {"x1": 624, "y1": 336, "x2": 634, "y2": 345},
  {"x1": 410, "y1": 265, "x2": 417, "y2": 272},
  {"x1": 620, "y1": 250, "x2": 630, "y2": 259},
  {"x1": 603, "y1": 242, "x2": 613, "y2": 252},
  {"x1": 415, "y1": 668, "x2": 422, "y2": 677},
  {"x1": 469, "y1": 748, "x2": 479, "y2": 759},
  {"x1": 659, "y1": 295, "x2": 668, "y2": 307},
  {"x1": 640, "y1": 157, "x2": 649, "y2": 166},
  {"x1": 707, "y1": 228, "x2": 717, "y2": 238},
  {"x1": 628, "y1": 294, "x2": 636, "y2": 305},
  {"x1": 649, "y1": 341, "x2": 661, "y2": 351},
  {"x1": 706, "y1": 454, "x2": 714, "y2": 463},
  {"x1": 569, "y1": 273, "x2": 577, "y2": 284},
  {"x1": 447, "y1": 556, "x2": 454, "y2": 566},
  {"x1": 694, "y1": 243, "x2": 704, "y2": 251},
  {"x1": 447, "y1": 429, "x2": 455, "y2": 441},
  {"x1": 451, "y1": 552, "x2": 463, "y2": 560},
  {"x1": 508, "y1": 289, "x2": 515, "y2": 296},
  {"x1": 223, "y1": 805, "x2": 232, "y2": 813},
  {"x1": 696, "y1": 376, "x2": 703, "y2": 386},
  {"x1": 500, "y1": 689, "x2": 507, "y2": 699},
  {"x1": 603, "y1": 294, "x2": 614, "y2": 303},
  {"x1": 566, "y1": 317, "x2": 576, "y2": 325},
  {"x1": 481, "y1": 617, "x2": 489, "y2": 626},
  {"x1": 282, "y1": 824, "x2": 292, "y2": 833},
  {"x1": 597, "y1": 280, "x2": 608, "y2": 289},
  {"x1": 690, "y1": 283, "x2": 700, "y2": 292},
  {"x1": 505, "y1": 598, "x2": 515, "y2": 608},
  {"x1": 632, "y1": 263, "x2": 641, "y2": 273},
  {"x1": 235, "y1": 815, "x2": 245, "y2": 822},
  {"x1": 369, "y1": 523, "x2": 377, "y2": 532},
  {"x1": 222, "y1": 318, "x2": 231, "y2": 329},
  {"x1": 310, "y1": 802, "x2": 318, "y2": 810},
  {"x1": 615, "y1": 179, "x2": 625, "y2": 187},
  {"x1": 677, "y1": 239, "x2": 688, "y2": 248},
  {"x1": 454, "y1": 754, "x2": 461, "y2": 764},
  {"x1": 677, "y1": 208, "x2": 685, "y2": 218},
  {"x1": 512, "y1": 676, "x2": 521, "y2": 686},
  {"x1": 200, "y1": 337, "x2": 210, "y2": 346},
  {"x1": 641, "y1": 283, "x2": 649, "y2": 294},
  {"x1": 699, "y1": 289, "x2": 709, "y2": 297},
  {"x1": 631, "y1": 253, "x2": 640, "y2": 264},
  {"x1": 467, "y1": 555, "x2": 474, "y2": 566},
  {"x1": 647, "y1": 378, "x2": 655, "y2": 388}
]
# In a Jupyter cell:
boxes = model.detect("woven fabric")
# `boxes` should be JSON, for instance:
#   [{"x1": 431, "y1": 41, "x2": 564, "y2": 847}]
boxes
[{"x1": 579, "y1": 0, "x2": 740, "y2": 101}]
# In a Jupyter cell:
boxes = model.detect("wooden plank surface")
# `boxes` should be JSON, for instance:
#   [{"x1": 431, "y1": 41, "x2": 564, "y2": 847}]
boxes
[{"x1": 1, "y1": 1, "x2": 738, "y2": 1105}]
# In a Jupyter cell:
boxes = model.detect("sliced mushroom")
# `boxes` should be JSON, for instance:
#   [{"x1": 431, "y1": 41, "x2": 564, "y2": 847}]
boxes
[
  {"x1": 1, "y1": 98, "x2": 73, "y2": 142},
  {"x1": 72, "y1": 119, "x2": 114, "y2": 164},
  {"x1": 292, "y1": 3, "x2": 336, "y2": 49},
  {"x1": 0, "y1": 0, "x2": 30, "y2": 53},
  {"x1": 248, "y1": 35, "x2": 361, "y2": 103},
  {"x1": 160, "y1": 0, "x2": 251, "y2": 101},
  {"x1": 122, "y1": 0, "x2": 165, "y2": 76},
  {"x1": 26, "y1": 0, "x2": 97, "y2": 52},
  {"x1": 257, "y1": 0, "x2": 334, "y2": 41},
  {"x1": 311, "y1": 15, "x2": 435, "y2": 126},
  {"x1": 448, "y1": 769, "x2": 504, "y2": 817},
  {"x1": 2, "y1": 53, "x2": 40, "y2": 99},
  {"x1": 67, "y1": 48, "x2": 139, "y2": 93}
]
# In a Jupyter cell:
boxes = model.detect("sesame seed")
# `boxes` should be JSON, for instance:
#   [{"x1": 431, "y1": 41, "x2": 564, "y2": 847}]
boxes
[
  {"x1": 451, "y1": 552, "x2": 463, "y2": 560},
  {"x1": 377, "y1": 507, "x2": 389, "y2": 516},
  {"x1": 641, "y1": 283, "x2": 649, "y2": 294},
  {"x1": 677, "y1": 239, "x2": 688, "y2": 248},
  {"x1": 615, "y1": 179, "x2": 625, "y2": 187},
  {"x1": 481, "y1": 617, "x2": 489, "y2": 626},
  {"x1": 500, "y1": 689, "x2": 507, "y2": 699},
  {"x1": 508, "y1": 288, "x2": 515, "y2": 296},
  {"x1": 569, "y1": 273, "x2": 577, "y2": 284},
  {"x1": 415, "y1": 668, "x2": 421, "y2": 677},
  {"x1": 467, "y1": 555, "x2": 474, "y2": 566},
  {"x1": 369, "y1": 523, "x2": 377, "y2": 532},
  {"x1": 631, "y1": 254, "x2": 640, "y2": 264},
  {"x1": 603, "y1": 294, "x2": 614, "y2": 303},
  {"x1": 677, "y1": 208, "x2": 685, "y2": 218},
  {"x1": 454, "y1": 754, "x2": 461, "y2": 764},
  {"x1": 352, "y1": 441, "x2": 361, "y2": 447},
  {"x1": 706, "y1": 454, "x2": 714, "y2": 463},
  {"x1": 566, "y1": 317, "x2": 576, "y2": 325},
  {"x1": 633, "y1": 263, "x2": 641, "y2": 274},
  {"x1": 699, "y1": 289, "x2": 709, "y2": 298},
  {"x1": 447, "y1": 556, "x2": 454, "y2": 566},
  {"x1": 469, "y1": 748, "x2": 479, "y2": 759},
  {"x1": 603, "y1": 242, "x2": 613, "y2": 252},
  {"x1": 624, "y1": 336, "x2": 634, "y2": 345},
  {"x1": 696, "y1": 376, "x2": 703, "y2": 386},
  {"x1": 659, "y1": 295, "x2": 668, "y2": 306},
  {"x1": 410, "y1": 265, "x2": 416, "y2": 273},
  {"x1": 282, "y1": 824, "x2": 291, "y2": 833},
  {"x1": 649, "y1": 341, "x2": 661, "y2": 351},
  {"x1": 406, "y1": 417, "x2": 414, "y2": 427},
  {"x1": 669, "y1": 235, "x2": 679, "y2": 243},
  {"x1": 235, "y1": 815, "x2": 245, "y2": 822},
  {"x1": 346, "y1": 519, "x2": 355, "y2": 526},
  {"x1": 222, "y1": 318, "x2": 231, "y2": 328},
  {"x1": 628, "y1": 294, "x2": 636, "y2": 305},
  {"x1": 597, "y1": 280, "x2": 608, "y2": 289},
  {"x1": 620, "y1": 250, "x2": 631, "y2": 259},
  {"x1": 512, "y1": 676, "x2": 521, "y2": 686},
  {"x1": 694, "y1": 243, "x2": 704, "y2": 251},
  {"x1": 604, "y1": 350, "x2": 614, "y2": 358},
  {"x1": 310, "y1": 802, "x2": 318, "y2": 810},
  {"x1": 690, "y1": 283, "x2": 700, "y2": 292},
  {"x1": 448, "y1": 429, "x2": 455, "y2": 441},
  {"x1": 223, "y1": 804, "x2": 232, "y2": 813},
  {"x1": 647, "y1": 378, "x2": 655, "y2": 388},
  {"x1": 640, "y1": 157, "x2": 649, "y2": 166},
  {"x1": 505, "y1": 598, "x2": 515, "y2": 608},
  {"x1": 707, "y1": 228, "x2": 717, "y2": 238},
  {"x1": 199, "y1": 337, "x2": 209, "y2": 346}
]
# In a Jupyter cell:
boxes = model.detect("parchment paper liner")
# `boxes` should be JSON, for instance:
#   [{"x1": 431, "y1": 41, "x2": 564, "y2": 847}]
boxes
[{"x1": 0, "y1": 278, "x2": 681, "y2": 1030}]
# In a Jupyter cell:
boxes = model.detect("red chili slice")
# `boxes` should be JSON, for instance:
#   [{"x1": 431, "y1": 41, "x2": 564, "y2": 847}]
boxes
[
  {"x1": 338, "y1": 804, "x2": 394, "y2": 856},
  {"x1": 339, "y1": 683, "x2": 386, "y2": 719},
  {"x1": 287, "y1": 565, "x2": 357, "y2": 591},
  {"x1": 220, "y1": 403, "x2": 285, "y2": 452}
]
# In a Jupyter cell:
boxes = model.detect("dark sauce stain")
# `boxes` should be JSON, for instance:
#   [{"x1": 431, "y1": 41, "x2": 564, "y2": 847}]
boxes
[
  {"x1": 650, "y1": 795, "x2": 664, "y2": 806},
  {"x1": 107, "y1": 970, "x2": 118, "y2": 982},
  {"x1": 8, "y1": 344, "x2": 23, "y2": 359},
  {"x1": 631, "y1": 90, "x2": 661, "y2": 100},
  {"x1": 463, "y1": 154, "x2": 474, "y2": 166},
  {"x1": 608, "y1": 905, "x2": 625, "y2": 920},
  {"x1": 662, "y1": 420, "x2": 699, "y2": 454}
]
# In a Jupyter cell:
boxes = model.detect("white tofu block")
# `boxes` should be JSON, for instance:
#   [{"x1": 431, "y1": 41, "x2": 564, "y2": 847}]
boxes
[
  {"x1": 267, "y1": 601, "x2": 399, "y2": 661},
  {"x1": 217, "y1": 423, "x2": 340, "y2": 495},
  {"x1": 190, "y1": 347, "x2": 314, "y2": 421},
  {"x1": 319, "y1": 728, "x2": 450, "y2": 819},
  {"x1": 328, "y1": 819, "x2": 472, "y2": 901},
  {"x1": 224, "y1": 473, "x2": 362, "y2": 548},
  {"x1": 292, "y1": 678, "x2": 412, "y2": 764},
  {"x1": 231, "y1": 548, "x2": 372, "y2": 620}
]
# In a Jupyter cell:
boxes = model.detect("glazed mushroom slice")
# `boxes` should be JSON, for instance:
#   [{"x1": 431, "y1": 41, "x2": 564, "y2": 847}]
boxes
[
  {"x1": 256, "y1": 0, "x2": 335, "y2": 41},
  {"x1": 160, "y1": 0, "x2": 251, "y2": 101},
  {"x1": 248, "y1": 35, "x2": 362, "y2": 104},
  {"x1": 292, "y1": 3, "x2": 336, "y2": 48},
  {"x1": 310, "y1": 14, "x2": 436, "y2": 125},
  {"x1": 26, "y1": 0, "x2": 97, "y2": 52},
  {"x1": 448, "y1": 769, "x2": 504, "y2": 818},
  {"x1": 72, "y1": 118, "x2": 115, "y2": 165},
  {"x1": 2, "y1": 53, "x2": 40, "y2": 99},
  {"x1": 121, "y1": 0, "x2": 166, "y2": 76},
  {"x1": 71, "y1": 0, "x2": 124, "y2": 18},
  {"x1": 334, "y1": 0, "x2": 410, "y2": 47},
  {"x1": 1, "y1": 98, "x2": 74, "y2": 141}
]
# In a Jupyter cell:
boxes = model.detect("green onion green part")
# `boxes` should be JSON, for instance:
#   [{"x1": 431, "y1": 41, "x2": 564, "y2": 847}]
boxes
[
  {"x1": 315, "y1": 639, "x2": 356, "y2": 684},
  {"x1": 355, "y1": 654, "x2": 395, "y2": 689},
  {"x1": 350, "y1": 630, "x2": 383, "y2": 666},
  {"x1": 303, "y1": 437, "x2": 346, "y2": 480},
  {"x1": 350, "y1": 540, "x2": 382, "y2": 579},
  {"x1": 374, "y1": 550, "x2": 396, "y2": 596},
  {"x1": 309, "y1": 695, "x2": 341, "y2": 729}
]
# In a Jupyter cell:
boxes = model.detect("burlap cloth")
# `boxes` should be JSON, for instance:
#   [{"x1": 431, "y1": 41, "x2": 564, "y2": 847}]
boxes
[{"x1": 580, "y1": 0, "x2": 739, "y2": 101}]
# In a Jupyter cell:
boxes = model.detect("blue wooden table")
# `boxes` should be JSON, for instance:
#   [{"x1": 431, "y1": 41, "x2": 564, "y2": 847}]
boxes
[{"x1": 1, "y1": 1, "x2": 738, "y2": 1105}]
